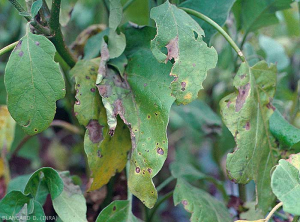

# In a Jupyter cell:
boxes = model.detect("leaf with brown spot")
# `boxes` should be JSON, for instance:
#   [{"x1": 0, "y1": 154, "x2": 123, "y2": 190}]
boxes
[
  {"x1": 150, "y1": 1, "x2": 217, "y2": 105},
  {"x1": 220, "y1": 61, "x2": 278, "y2": 214},
  {"x1": 174, "y1": 179, "x2": 232, "y2": 222},
  {"x1": 97, "y1": 26, "x2": 175, "y2": 208},
  {"x1": 71, "y1": 59, "x2": 131, "y2": 191}
]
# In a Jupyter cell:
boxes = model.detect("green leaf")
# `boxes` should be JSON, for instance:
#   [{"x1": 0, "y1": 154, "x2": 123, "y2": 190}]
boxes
[
  {"x1": 24, "y1": 167, "x2": 64, "y2": 200},
  {"x1": 121, "y1": 0, "x2": 150, "y2": 26},
  {"x1": 259, "y1": 35, "x2": 290, "y2": 71},
  {"x1": 96, "y1": 200, "x2": 140, "y2": 222},
  {"x1": 174, "y1": 179, "x2": 232, "y2": 222},
  {"x1": 52, "y1": 172, "x2": 87, "y2": 222},
  {"x1": 71, "y1": 59, "x2": 131, "y2": 191},
  {"x1": 97, "y1": 26, "x2": 175, "y2": 208},
  {"x1": 0, "y1": 105, "x2": 15, "y2": 152},
  {"x1": 28, "y1": 201, "x2": 46, "y2": 222},
  {"x1": 220, "y1": 61, "x2": 278, "y2": 214},
  {"x1": 84, "y1": 29, "x2": 109, "y2": 60},
  {"x1": 179, "y1": 0, "x2": 235, "y2": 43},
  {"x1": 0, "y1": 74, "x2": 7, "y2": 105},
  {"x1": 235, "y1": 0, "x2": 293, "y2": 33},
  {"x1": 150, "y1": 1, "x2": 218, "y2": 104},
  {"x1": 271, "y1": 157, "x2": 300, "y2": 215},
  {"x1": 270, "y1": 109, "x2": 300, "y2": 148},
  {"x1": 31, "y1": 0, "x2": 43, "y2": 17},
  {"x1": 5, "y1": 31, "x2": 66, "y2": 135},
  {"x1": 0, "y1": 191, "x2": 31, "y2": 217}
]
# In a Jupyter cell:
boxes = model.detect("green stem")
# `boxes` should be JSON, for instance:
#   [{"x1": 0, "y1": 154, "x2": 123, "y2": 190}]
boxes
[
  {"x1": 123, "y1": 0, "x2": 137, "y2": 11},
  {"x1": 8, "y1": 0, "x2": 32, "y2": 21},
  {"x1": 126, "y1": 161, "x2": 133, "y2": 212},
  {"x1": 50, "y1": 120, "x2": 82, "y2": 134},
  {"x1": 293, "y1": 215, "x2": 300, "y2": 222},
  {"x1": 156, "y1": 176, "x2": 175, "y2": 192},
  {"x1": 265, "y1": 202, "x2": 283, "y2": 222},
  {"x1": 238, "y1": 184, "x2": 247, "y2": 203},
  {"x1": 180, "y1": 7, "x2": 246, "y2": 62},
  {"x1": 48, "y1": 0, "x2": 77, "y2": 68},
  {"x1": 148, "y1": 191, "x2": 173, "y2": 222},
  {"x1": 0, "y1": 41, "x2": 18, "y2": 56}
]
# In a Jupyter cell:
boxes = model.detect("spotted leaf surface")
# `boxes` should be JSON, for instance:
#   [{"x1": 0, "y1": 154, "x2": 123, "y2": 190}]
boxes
[
  {"x1": 220, "y1": 61, "x2": 278, "y2": 214},
  {"x1": 97, "y1": 26, "x2": 175, "y2": 208},
  {"x1": 174, "y1": 179, "x2": 232, "y2": 222},
  {"x1": 96, "y1": 200, "x2": 140, "y2": 222},
  {"x1": 150, "y1": 1, "x2": 217, "y2": 105},
  {"x1": 5, "y1": 31, "x2": 65, "y2": 135},
  {"x1": 71, "y1": 59, "x2": 131, "y2": 191}
]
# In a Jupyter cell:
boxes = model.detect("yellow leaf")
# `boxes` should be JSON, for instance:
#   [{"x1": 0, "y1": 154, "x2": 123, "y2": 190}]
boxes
[{"x1": 0, "y1": 105, "x2": 16, "y2": 152}]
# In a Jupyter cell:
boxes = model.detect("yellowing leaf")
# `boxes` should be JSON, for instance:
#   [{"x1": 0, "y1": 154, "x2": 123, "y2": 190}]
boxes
[
  {"x1": 220, "y1": 61, "x2": 278, "y2": 214},
  {"x1": 150, "y1": 1, "x2": 217, "y2": 104},
  {"x1": 0, "y1": 105, "x2": 15, "y2": 152}
]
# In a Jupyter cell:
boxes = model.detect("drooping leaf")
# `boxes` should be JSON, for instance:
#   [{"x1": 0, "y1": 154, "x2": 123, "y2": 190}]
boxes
[
  {"x1": 0, "y1": 105, "x2": 15, "y2": 151},
  {"x1": 259, "y1": 35, "x2": 290, "y2": 71},
  {"x1": 179, "y1": 0, "x2": 235, "y2": 43},
  {"x1": 150, "y1": 1, "x2": 218, "y2": 105},
  {"x1": 71, "y1": 59, "x2": 131, "y2": 191},
  {"x1": 97, "y1": 26, "x2": 175, "y2": 208},
  {"x1": 24, "y1": 167, "x2": 64, "y2": 200},
  {"x1": 52, "y1": 172, "x2": 87, "y2": 222},
  {"x1": 96, "y1": 200, "x2": 140, "y2": 222},
  {"x1": 220, "y1": 61, "x2": 278, "y2": 214},
  {"x1": 0, "y1": 191, "x2": 31, "y2": 217},
  {"x1": 271, "y1": 156, "x2": 300, "y2": 215},
  {"x1": 270, "y1": 109, "x2": 300, "y2": 148},
  {"x1": 234, "y1": 0, "x2": 293, "y2": 33},
  {"x1": 5, "y1": 30, "x2": 66, "y2": 135},
  {"x1": 174, "y1": 179, "x2": 232, "y2": 222}
]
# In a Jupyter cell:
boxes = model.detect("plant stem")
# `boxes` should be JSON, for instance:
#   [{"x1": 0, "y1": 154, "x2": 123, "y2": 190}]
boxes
[
  {"x1": 265, "y1": 202, "x2": 283, "y2": 222},
  {"x1": 238, "y1": 184, "x2": 247, "y2": 203},
  {"x1": 293, "y1": 215, "x2": 300, "y2": 222},
  {"x1": 123, "y1": 0, "x2": 137, "y2": 11},
  {"x1": 51, "y1": 120, "x2": 82, "y2": 134},
  {"x1": 148, "y1": 191, "x2": 173, "y2": 222},
  {"x1": 126, "y1": 161, "x2": 133, "y2": 212},
  {"x1": 156, "y1": 176, "x2": 175, "y2": 192},
  {"x1": 48, "y1": 0, "x2": 77, "y2": 68},
  {"x1": 180, "y1": 7, "x2": 246, "y2": 62},
  {"x1": 8, "y1": 0, "x2": 32, "y2": 21},
  {"x1": 10, "y1": 135, "x2": 32, "y2": 159},
  {"x1": 0, "y1": 41, "x2": 18, "y2": 56}
]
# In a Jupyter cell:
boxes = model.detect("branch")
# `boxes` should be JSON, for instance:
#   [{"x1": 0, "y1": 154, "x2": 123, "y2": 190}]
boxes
[
  {"x1": 0, "y1": 41, "x2": 18, "y2": 56},
  {"x1": 180, "y1": 7, "x2": 246, "y2": 62},
  {"x1": 8, "y1": 0, "x2": 32, "y2": 21},
  {"x1": 51, "y1": 120, "x2": 82, "y2": 134},
  {"x1": 265, "y1": 202, "x2": 283, "y2": 222}
]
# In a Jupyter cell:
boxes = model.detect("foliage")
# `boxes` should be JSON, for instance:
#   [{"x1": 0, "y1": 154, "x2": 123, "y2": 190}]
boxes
[{"x1": 0, "y1": 0, "x2": 299, "y2": 221}]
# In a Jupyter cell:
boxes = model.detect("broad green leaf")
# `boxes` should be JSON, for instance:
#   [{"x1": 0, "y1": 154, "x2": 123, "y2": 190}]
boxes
[
  {"x1": 84, "y1": 29, "x2": 109, "y2": 59},
  {"x1": 271, "y1": 158, "x2": 300, "y2": 215},
  {"x1": 5, "y1": 30, "x2": 66, "y2": 135},
  {"x1": 220, "y1": 61, "x2": 278, "y2": 214},
  {"x1": 235, "y1": 0, "x2": 293, "y2": 33},
  {"x1": 0, "y1": 105, "x2": 15, "y2": 151},
  {"x1": 239, "y1": 202, "x2": 264, "y2": 221},
  {"x1": 71, "y1": 59, "x2": 131, "y2": 191},
  {"x1": 96, "y1": 200, "x2": 140, "y2": 222},
  {"x1": 121, "y1": 0, "x2": 150, "y2": 26},
  {"x1": 179, "y1": 0, "x2": 235, "y2": 43},
  {"x1": 97, "y1": 26, "x2": 175, "y2": 208},
  {"x1": 53, "y1": 172, "x2": 87, "y2": 222},
  {"x1": 259, "y1": 35, "x2": 290, "y2": 71},
  {"x1": 150, "y1": 1, "x2": 218, "y2": 105},
  {"x1": 0, "y1": 191, "x2": 31, "y2": 217},
  {"x1": 31, "y1": 0, "x2": 43, "y2": 17},
  {"x1": 24, "y1": 167, "x2": 64, "y2": 200},
  {"x1": 28, "y1": 201, "x2": 46, "y2": 222},
  {"x1": 174, "y1": 179, "x2": 232, "y2": 222},
  {"x1": 270, "y1": 109, "x2": 300, "y2": 148}
]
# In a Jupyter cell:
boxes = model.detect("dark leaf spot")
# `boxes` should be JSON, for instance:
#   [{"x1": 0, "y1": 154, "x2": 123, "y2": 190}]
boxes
[
  {"x1": 97, "y1": 150, "x2": 102, "y2": 158},
  {"x1": 113, "y1": 206, "x2": 116, "y2": 211},
  {"x1": 165, "y1": 36, "x2": 179, "y2": 63},
  {"x1": 266, "y1": 102, "x2": 275, "y2": 111},
  {"x1": 182, "y1": 200, "x2": 188, "y2": 206},
  {"x1": 86, "y1": 120, "x2": 103, "y2": 143},
  {"x1": 245, "y1": 122, "x2": 250, "y2": 130},
  {"x1": 15, "y1": 40, "x2": 22, "y2": 50},
  {"x1": 235, "y1": 83, "x2": 250, "y2": 112},
  {"x1": 157, "y1": 148, "x2": 164, "y2": 155},
  {"x1": 181, "y1": 82, "x2": 186, "y2": 91},
  {"x1": 147, "y1": 168, "x2": 152, "y2": 174},
  {"x1": 18, "y1": 51, "x2": 24, "y2": 57},
  {"x1": 86, "y1": 76, "x2": 90, "y2": 79},
  {"x1": 136, "y1": 167, "x2": 140, "y2": 173},
  {"x1": 90, "y1": 88, "x2": 96, "y2": 92},
  {"x1": 35, "y1": 41, "x2": 40, "y2": 46}
]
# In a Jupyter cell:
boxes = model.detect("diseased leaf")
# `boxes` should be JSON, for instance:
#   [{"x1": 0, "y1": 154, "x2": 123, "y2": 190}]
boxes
[
  {"x1": 71, "y1": 59, "x2": 131, "y2": 191},
  {"x1": 174, "y1": 179, "x2": 232, "y2": 222},
  {"x1": 0, "y1": 191, "x2": 31, "y2": 217},
  {"x1": 5, "y1": 30, "x2": 66, "y2": 135},
  {"x1": 150, "y1": 1, "x2": 218, "y2": 104},
  {"x1": 270, "y1": 109, "x2": 300, "y2": 148},
  {"x1": 96, "y1": 200, "x2": 140, "y2": 222},
  {"x1": 179, "y1": 0, "x2": 235, "y2": 43},
  {"x1": 24, "y1": 167, "x2": 64, "y2": 200},
  {"x1": 271, "y1": 156, "x2": 300, "y2": 215},
  {"x1": 234, "y1": 0, "x2": 293, "y2": 33},
  {"x1": 0, "y1": 105, "x2": 15, "y2": 151},
  {"x1": 53, "y1": 172, "x2": 87, "y2": 222},
  {"x1": 220, "y1": 61, "x2": 278, "y2": 214},
  {"x1": 97, "y1": 26, "x2": 175, "y2": 208}
]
